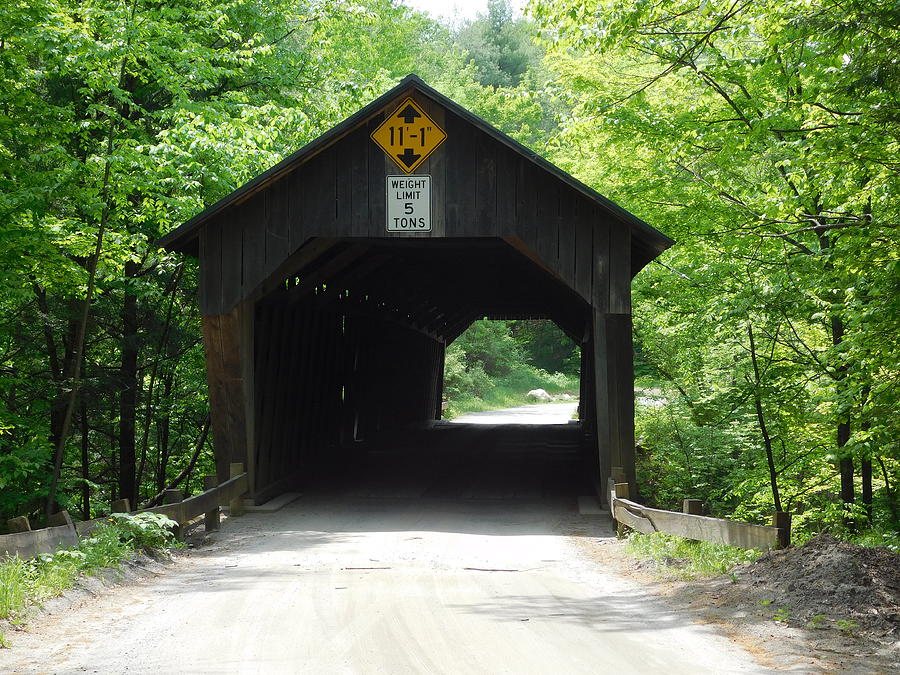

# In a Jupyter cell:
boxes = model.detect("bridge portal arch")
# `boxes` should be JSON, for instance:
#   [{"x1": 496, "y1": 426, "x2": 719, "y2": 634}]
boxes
[{"x1": 157, "y1": 75, "x2": 673, "y2": 503}]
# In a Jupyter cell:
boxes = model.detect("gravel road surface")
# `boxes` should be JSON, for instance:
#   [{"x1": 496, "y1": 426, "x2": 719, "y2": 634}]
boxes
[
  {"x1": 2, "y1": 408, "x2": 772, "y2": 674},
  {"x1": 4, "y1": 499, "x2": 771, "y2": 675}
]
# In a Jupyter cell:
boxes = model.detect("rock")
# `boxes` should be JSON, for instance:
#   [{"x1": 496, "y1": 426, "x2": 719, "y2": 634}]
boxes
[
  {"x1": 526, "y1": 388, "x2": 552, "y2": 402},
  {"x1": 560, "y1": 393, "x2": 573, "y2": 400}
]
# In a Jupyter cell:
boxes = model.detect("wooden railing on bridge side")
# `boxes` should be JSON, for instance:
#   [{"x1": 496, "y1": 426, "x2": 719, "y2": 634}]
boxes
[
  {"x1": 1, "y1": 463, "x2": 248, "y2": 560},
  {"x1": 608, "y1": 478, "x2": 791, "y2": 550}
]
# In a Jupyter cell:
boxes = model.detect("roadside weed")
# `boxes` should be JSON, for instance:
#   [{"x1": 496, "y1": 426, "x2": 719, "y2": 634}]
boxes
[
  {"x1": 835, "y1": 619, "x2": 858, "y2": 635},
  {"x1": 0, "y1": 511, "x2": 179, "y2": 635},
  {"x1": 624, "y1": 532, "x2": 761, "y2": 578},
  {"x1": 806, "y1": 614, "x2": 827, "y2": 629},
  {"x1": 773, "y1": 607, "x2": 791, "y2": 622}
]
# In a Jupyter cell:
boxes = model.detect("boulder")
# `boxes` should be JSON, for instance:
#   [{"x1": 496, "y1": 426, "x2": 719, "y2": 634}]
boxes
[{"x1": 526, "y1": 388, "x2": 552, "y2": 402}]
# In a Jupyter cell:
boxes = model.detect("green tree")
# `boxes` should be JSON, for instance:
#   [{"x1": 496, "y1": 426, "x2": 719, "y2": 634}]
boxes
[
  {"x1": 533, "y1": 0, "x2": 900, "y2": 531},
  {"x1": 456, "y1": 0, "x2": 539, "y2": 88}
]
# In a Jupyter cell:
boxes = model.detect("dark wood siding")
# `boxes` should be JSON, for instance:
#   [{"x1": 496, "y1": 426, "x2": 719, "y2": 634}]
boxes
[
  {"x1": 194, "y1": 87, "x2": 652, "y2": 503},
  {"x1": 198, "y1": 96, "x2": 635, "y2": 317}
]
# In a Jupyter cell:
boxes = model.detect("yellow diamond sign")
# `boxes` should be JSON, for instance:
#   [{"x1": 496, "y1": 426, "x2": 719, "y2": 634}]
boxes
[{"x1": 371, "y1": 98, "x2": 446, "y2": 174}]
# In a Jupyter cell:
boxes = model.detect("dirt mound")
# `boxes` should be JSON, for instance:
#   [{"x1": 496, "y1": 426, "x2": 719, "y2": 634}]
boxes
[{"x1": 728, "y1": 534, "x2": 899, "y2": 639}]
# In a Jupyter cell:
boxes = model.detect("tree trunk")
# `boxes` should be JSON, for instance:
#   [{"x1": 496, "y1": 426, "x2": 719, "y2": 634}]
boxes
[
  {"x1": 861, "y1": 458, "x2": 873, "y2": 522},
  {"x1": 136, "y1": 263, "x2": 183, "y2": 491},
  {"x1": 877, "y1": 457, "x2": 898, "y2": 523},
  {"x1": 80, "y1": 398, "x2": 90, "y2": 520},
  {"x1": 118, "y1": 259, "x2": 139, "y2": 508},
  {"x1": 155, "y1": 370, "x2": 174, "y2": 492},
  {"x1": 747, "y1": 323, "x2": 782, "y2": 512}
]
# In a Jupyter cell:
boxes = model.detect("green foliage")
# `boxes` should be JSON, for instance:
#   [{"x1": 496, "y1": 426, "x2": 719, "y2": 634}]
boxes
[
  {"x1": 442, "y1": 319, "x2": 579, "y2": 417},
  {"x1": 0, "y1": 512, "x2": 177, "y2": 629},
  {"x1": 106, "y1": 512, "x2": 179, "y2": 551},
  {"x1": 0, "y1": 0, "x2": 522, "y2": 524},
  {"x1": 533, "y1": 0, "x2": 900, "y2": 536},
  {"x1": 456, "y1": 0, "x2": 540, "y2": 88},
  {"x1": 625, "y1": 532, "x2": 761, "y2": 578},
  {"x1": 773, "y1": 607, "x2": 792, "y2": 623}
]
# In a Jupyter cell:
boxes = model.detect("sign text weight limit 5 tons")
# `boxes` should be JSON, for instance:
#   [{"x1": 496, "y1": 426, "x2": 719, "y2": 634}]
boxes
[{"x1": 386, "y1": 175, "x2": 431, "y2": 232}]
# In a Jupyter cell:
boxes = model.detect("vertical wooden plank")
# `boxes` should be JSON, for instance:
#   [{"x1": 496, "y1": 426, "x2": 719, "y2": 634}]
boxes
[
  {"x1": 367, "y1": 116, "x2": 387, "y2": 237},
  {"x1": 496, "y1": 146, "x2": 517, "y2": 237},
  {"x1": 557, "y1": 192, "x2": 576, "y2": 288},
  {"x1": 592, "y1": 308, "x2": 611, "y2": 490},
  {"x1": 535, "y1": 179, "x2": 558, "y2": 270},
  {"x1": 349, "y1": 125, "x2": 370, "y2": 237},
  {"x1": 515, "y1": 159, "x2": 537, "y2": 247},
  {"x1": 242, "y1": 201, "x2": 266, "y2": 298},
  {"x1": 611, "y1": 313, "x2": 635, "y2": 489},
  {"x1": 475, "y1": 140, "x2": 498, "y2": 235},
  {"x1": 267, "y1": 180, "x2": 290, "y2": 270},
  {"x1": 238, "y1": 299, "x2": 255, "y2": 492},
  {"x1": 446, "y1": 113, "x2": 476, "y2": 236},
  {"x1": 591, "y1": 205, "x2": 610, "y2": 314},
  {"x1": 253, "y1": 305, "x2": 275, "y2": 493},
  {"x1": 288, "y1": 164, "x2": 308, "y2": 250},
  {"x1": 335, "y1": 135, "x2": 353, "y2": 229},
  {"x1": 312, "y1": 151, "x2": 337, "y2": 231},
  {"x1": 220, "y1": 214, "x2": 242, "y2": 313},
  {"x1": 609, "y1": 224, "x2": 631, "y2": 314},
  {"x1": 202, "y1": 306, "x2": 249, "y2": 483},
  {"x1": 574, "y1": 199, "x2": 593, "y2": 302}
]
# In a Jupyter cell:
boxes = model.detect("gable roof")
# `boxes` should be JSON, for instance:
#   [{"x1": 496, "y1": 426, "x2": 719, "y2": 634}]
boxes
[{"x1": 156, "y1": 74, "x2": 673, "y2": 255}]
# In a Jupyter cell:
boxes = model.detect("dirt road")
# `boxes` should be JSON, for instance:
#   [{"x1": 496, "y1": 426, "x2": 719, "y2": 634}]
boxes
[
  {"x1": 452, "y1": 401, "x2": 578, "y2": 425},
  {"x1": 3, "y1": 502, "x2": 772, "y2": 674},
  {"x1": 2, "y1": 416, "x2": 773, "y2": 674}
]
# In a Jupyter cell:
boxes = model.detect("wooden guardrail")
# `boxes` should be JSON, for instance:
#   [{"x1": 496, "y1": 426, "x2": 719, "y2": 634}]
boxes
[
  {"x1": 1, "y1": 463, "x2": 249, "y2": 560},
  {"x1": 608, "y1": 478, "x2": 790, "y2": 550}
]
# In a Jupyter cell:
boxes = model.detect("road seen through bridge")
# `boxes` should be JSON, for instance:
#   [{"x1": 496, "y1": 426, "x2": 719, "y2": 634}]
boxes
[{"x1": 3, "y1": 406, "x2": 771, "y2": 674}]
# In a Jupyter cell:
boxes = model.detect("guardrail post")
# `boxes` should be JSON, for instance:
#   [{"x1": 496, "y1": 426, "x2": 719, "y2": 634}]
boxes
[
  {"x1": 47, "y1": 510, "x2": 74, "y2": 528},
  {"x1": 111, "y1": 498, "x2": 130, "y2": 513},
  {"x1": 682, "y1": 499, "x2": 703, "y2": 516},
  {"x1": 163, "y1": 489, "x2": 185, "y2": 539},
  {"x1": 7, "y1": 516, "x2": 30, "y2": 533},
  {"x1": 203, "y1": 475, "x2": 220, "y2": 532},
  {"x1": 229, "y1": 463, "x2": 245, "y2": 517},
  {"x1": 613, "y1": 483, "x2": 629, "y2": 538},
  {"x1": 772, "y1": 511, "x2": 791, "y2": 549}
]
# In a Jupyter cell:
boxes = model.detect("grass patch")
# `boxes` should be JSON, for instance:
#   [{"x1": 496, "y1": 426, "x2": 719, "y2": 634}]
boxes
[
  {"x1": 0, "y1": 512, "x2": 178, "y2": 639},
  {"x1": 444, "y1": 366, "x2": 578, "y2": 418},
  {"x1": 624, "y1": 531, "x2": 761, "y2": 578}
]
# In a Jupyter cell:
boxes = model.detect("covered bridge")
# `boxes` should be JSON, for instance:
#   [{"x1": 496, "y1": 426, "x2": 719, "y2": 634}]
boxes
[{"x1": 158, "y1": 74, "x2": 673, "y2": 503}]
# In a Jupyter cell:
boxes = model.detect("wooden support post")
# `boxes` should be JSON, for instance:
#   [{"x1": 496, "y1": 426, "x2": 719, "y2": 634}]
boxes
[
  {"x1": 203, "y1": 475, "x2": 220, "y2": 532},
  {"x1": 613, "y1": 482, "x2": 630, "y2": 538},
  {"x1": 163, "y1": 489, "x2": 184, "y2": 540},
  {"x1": 772, "y1": 511, "x2": 791, "y2": 549},
  {"x1": 47, "y1": 510, "x2": 74, "y2": 528},
  {"x1": 229, "y1": 463, "x2": 245, "y2": 517},
  {"x1": 163, "y1": 489, "x2": 184, "y2": 504},
  {"x1": 683, "y1": 499, "x2": 703, "y2": 516},
  {"x1": 7, "y1": 516, "x2": 30, "y2": 533},
  {"x1": 110, "y1": 498, "x2": 130, "y2": 513}
]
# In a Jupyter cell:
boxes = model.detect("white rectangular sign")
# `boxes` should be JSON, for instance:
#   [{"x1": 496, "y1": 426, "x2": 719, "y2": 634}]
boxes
[{"x1": 386, "y1": 175, "x2": 431, "y2": 232}]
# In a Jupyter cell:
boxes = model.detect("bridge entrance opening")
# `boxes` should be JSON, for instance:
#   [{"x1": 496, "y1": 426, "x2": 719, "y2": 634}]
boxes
[
  {"x1": 156, "y1": 74, "x2": 672, "y2": 506},
  {"x1": 247, "y1": 237, "x2": 593, "y2": 502},
  {"x1": 442, "y1": 319, "x2": 581, "y2": 424}
]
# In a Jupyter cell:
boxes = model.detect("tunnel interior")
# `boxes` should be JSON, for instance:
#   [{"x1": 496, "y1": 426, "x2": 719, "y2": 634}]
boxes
[{"x1": 251, "y1": 237, "x2": 595, "y2": 502}]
